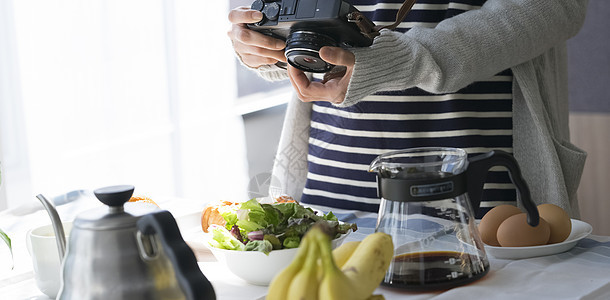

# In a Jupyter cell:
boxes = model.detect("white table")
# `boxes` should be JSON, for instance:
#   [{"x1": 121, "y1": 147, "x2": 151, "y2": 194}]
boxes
[
  {"x1": 191, "y1": 232, "x2": 610, "y2": 300},
  {"x1": 1, "y1": 196, "x2": 609, "y2": 300}
]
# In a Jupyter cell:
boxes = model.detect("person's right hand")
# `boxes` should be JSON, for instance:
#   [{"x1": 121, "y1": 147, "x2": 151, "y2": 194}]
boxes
[{"x1": 227, "y1": 7, "x2": 286, "y2": 68}]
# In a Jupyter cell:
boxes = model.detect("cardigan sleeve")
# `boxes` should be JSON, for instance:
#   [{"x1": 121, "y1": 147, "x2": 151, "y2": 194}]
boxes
[
  {"x1": 253, "y1": 63, "x2": 289, "y2": 81},
  {"x1": 339, "y1": 0, "x2": 589, "y2": 107},
  {"x1": 238, "y1": 54, "x2": 289, "y2": 81}
]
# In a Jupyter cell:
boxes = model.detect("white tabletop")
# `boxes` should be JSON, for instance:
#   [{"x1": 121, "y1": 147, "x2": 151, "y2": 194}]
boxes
[
  {"x1": 191, "y1": 232, "x2": 610, "y2": 300},
  {"x1": 1, "y1": 195, "x2": 609, "y2": 300}
]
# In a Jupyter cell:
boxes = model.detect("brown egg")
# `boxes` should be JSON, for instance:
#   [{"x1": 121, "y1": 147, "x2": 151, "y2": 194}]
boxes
[
  {"x1": 478, "y1": 205, "x2": 523, "y2": 246},
  {"x1": 537, "y1": 203, "x2": 572, "y2": 244},
  {"x1": 497, "y1": 213, "x2": 550, "y2": 247}
]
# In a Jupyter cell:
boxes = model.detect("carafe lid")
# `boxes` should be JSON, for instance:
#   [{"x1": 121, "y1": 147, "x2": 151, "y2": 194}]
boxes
[
  {"x1": 73, "y1": 185, "x2": 158, "y2": 230},
  {"x1": 368, "y1": 147, "x2": 468, "y2": 177},
  {"x1": 369, "y1": 148, "x2": 469, "y2": 202}
]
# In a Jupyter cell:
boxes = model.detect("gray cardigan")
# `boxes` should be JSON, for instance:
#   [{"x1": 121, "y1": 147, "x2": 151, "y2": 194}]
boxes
[{"x1": 262, "y1": 0, "x2": 589, "y2": 218}]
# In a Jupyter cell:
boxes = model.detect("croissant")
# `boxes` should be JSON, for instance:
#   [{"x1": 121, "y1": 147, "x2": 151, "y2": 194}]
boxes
[{"x1": 200, "y1": 200, "x2": 239, "y2": 233}]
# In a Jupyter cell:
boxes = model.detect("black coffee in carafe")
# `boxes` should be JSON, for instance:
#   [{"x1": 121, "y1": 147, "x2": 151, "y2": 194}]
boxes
[
  {"x1": 385, "y1": 251, "x2": 489, "y2": 290},
  {"x1": 369, "y1": 147, "x2": 539, "y2": 291}
]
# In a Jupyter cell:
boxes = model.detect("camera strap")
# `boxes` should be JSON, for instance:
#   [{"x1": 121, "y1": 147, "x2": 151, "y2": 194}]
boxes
[
  {"x1": 348, "y1": 0, "x2": 417, "y2": 39},
  {"x1": 322, "y1": 0, "x2": 417, "y2": 83}
]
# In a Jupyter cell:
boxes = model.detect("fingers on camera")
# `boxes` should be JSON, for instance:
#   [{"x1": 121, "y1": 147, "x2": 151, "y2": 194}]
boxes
[
  {"x1": 232, "y1": 28, "x2": 283, "y2": 51},
  {"x1": 320, "y1": 47, "x2": 354, "y2": 66},
  {"x1": 228, "y1": 7, "x2": 262, "y2": 24}
]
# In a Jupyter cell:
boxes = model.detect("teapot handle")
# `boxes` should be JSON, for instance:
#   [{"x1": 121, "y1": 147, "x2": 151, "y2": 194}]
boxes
[
  {"x1": 467, "y1": 150, "x2": 540, "y2": 226},
  {"x1": 137, "y1": 211, "x2": 216, "y2": 300}
]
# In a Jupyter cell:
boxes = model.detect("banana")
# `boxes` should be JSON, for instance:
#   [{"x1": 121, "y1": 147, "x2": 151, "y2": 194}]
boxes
[
  {"x1": 270, "y1": 226, "x2": 392, "y2": 300},
  {"x1": 315, "y1": 228, "x2": 357, "y2": 300},
  {"x1": 287, "y1": 233, "x2": 320, "y2": 300},
  {"x1": 267, "y1": 235, "x2": 311, "y2": 300},
  {"x1": 341, "y1": 232, "x2": 394, "y2": 300},
  {"x1": 332, "y1": 241, "x2": 361, "y2": 269},
  {"x1": 317, "y1": 240, "x2": 361, "y2": 279}
]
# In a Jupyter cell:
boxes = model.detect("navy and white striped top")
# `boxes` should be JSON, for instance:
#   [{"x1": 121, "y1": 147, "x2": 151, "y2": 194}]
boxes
[{"x1": 300, "y1": 0, "x2": 516, "y2": 219}]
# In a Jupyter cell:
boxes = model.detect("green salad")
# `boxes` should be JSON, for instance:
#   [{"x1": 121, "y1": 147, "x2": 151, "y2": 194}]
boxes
[{"x1": 207, "y1": 199, "x2": 357, "y2": 254}]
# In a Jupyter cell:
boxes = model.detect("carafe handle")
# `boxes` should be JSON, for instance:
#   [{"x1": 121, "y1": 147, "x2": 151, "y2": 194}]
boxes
[
  {"x1": 467, "y1": 150, "x2": 539, "y2": 226},
  {"x1": 137, "y1": 211, "x2": 216, "y2": 300}
]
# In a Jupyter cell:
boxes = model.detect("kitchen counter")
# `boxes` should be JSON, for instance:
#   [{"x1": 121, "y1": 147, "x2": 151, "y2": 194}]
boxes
[{"x1": 1, "y1": 195, "x2": 609, "y2": 300}]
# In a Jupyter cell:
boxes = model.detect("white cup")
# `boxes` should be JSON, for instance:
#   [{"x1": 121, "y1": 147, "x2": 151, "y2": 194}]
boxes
[{"x1": 26, "y1": 222, "x2": 72, "y2": 299}]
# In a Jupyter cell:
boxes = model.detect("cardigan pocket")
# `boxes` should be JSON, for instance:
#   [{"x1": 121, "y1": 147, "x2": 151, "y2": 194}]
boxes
[{"x1": 552, "y1": 138, "x2": 587, "y2": 202}]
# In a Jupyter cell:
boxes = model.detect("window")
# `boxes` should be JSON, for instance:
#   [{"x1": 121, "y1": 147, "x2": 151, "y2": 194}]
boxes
[{"x1": 0, "y1": 0, "x2": 251, "y2": 209}]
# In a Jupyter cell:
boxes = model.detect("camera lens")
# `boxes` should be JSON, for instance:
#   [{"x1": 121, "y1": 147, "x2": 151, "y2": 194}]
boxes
[{"x1": 285, "y1": 31, "x2": 337, "y2": 73}]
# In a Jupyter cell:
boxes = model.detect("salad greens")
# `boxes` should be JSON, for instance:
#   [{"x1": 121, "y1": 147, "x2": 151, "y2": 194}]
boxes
[{"x1": 208, "y1": 199, "x2": 357, "y2": 254}]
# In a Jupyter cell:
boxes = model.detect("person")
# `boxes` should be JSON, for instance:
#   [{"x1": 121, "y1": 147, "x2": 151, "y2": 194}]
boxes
[{"x1": 228, "y1": 0, "x2": 589, "y2": 219}]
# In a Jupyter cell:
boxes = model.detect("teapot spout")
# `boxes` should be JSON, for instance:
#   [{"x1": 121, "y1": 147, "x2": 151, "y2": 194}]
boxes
[{"x1": 36, "y1": 194, "x2": 67, "y2": 261}]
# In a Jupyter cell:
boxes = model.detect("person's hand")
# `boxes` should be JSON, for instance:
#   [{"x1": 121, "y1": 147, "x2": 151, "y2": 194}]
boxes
[
  {"x1": 287, "y1": 46, "x2": 355, "y2": 104},
  {"x1": 227, "y1": 7, "x2": 286, "y2": 68}
]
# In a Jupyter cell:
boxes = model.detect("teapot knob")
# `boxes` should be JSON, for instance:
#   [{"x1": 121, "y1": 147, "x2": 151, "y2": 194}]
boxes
[{"x1": 93, "y1": 185, "x2": 135, "y2": 207}]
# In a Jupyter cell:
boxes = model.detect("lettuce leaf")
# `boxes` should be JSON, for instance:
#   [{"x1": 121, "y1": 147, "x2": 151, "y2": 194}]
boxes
[
  {"x1": 282, "y1": 236, "x2": 300, "y2": 249},
  {"x1": 244, "y1": 240, "x2": 274, "y2": 254},
  {"x1": 240, "y1": 199, "x2": 282, "y2": 229},
  {"x1": 209, "y1": 226, "x2": 245, "y2": 251},
  {"x1": 236, "y1": 219, "x2": 263, "y2": 232},
  {"x1": 323, "y1": 211, "x2": 337, "y2": 221},
  {"x1": 219, "y1": 207, "x2": 238, "y2": 230},
  {"x1": 274, "y1": 202, "x2": 317, "y2": 222},
  {"x1": 264, "y1": 234, "x2": 282, "y2": 250}
]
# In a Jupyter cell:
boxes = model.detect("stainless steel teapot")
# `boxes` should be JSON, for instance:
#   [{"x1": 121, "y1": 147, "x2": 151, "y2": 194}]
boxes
[{"x1": 37, "y1": 185, "x2": 215, "y2": 300}]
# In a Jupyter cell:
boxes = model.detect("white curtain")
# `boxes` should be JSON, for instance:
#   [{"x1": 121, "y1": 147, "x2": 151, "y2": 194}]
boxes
[{"x1": 0, "y1": 0, "x2": 249, "y2": 209}]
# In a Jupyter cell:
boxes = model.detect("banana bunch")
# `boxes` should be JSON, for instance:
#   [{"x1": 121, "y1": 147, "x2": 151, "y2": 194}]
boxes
[{"x1": 267, "y1": 225, "x2": 394, "y2": 300}]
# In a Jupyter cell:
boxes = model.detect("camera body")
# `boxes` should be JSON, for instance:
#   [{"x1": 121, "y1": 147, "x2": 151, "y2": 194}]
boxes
[{"x1": 248, "y1": 0, "x2": 373, "y2": 73}]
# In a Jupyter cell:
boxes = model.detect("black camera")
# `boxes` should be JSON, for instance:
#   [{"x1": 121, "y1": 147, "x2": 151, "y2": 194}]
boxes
[{"x1": 248, "y1": 0, "x2": 374, "y2": 73}]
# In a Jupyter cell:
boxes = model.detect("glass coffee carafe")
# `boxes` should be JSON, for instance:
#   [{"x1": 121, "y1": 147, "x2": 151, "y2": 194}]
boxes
[{"x1": 369, "y1": 147, "x2": 539, "y2": 291}]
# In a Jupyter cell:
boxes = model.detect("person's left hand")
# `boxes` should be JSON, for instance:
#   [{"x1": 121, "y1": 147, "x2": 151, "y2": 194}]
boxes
[{"x1": 287, "y1": 46, "x2": 355, "y2": 104}]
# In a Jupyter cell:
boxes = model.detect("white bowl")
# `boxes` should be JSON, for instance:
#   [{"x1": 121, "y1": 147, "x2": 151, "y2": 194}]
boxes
[{"x1": 207, "y1": 231, "x2": 350, "y2": 285}]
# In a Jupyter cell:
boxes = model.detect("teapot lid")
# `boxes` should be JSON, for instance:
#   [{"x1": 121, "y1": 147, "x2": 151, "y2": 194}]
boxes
[{"x1": 74, "y1": 185, "x2": 158, "y2": 230}]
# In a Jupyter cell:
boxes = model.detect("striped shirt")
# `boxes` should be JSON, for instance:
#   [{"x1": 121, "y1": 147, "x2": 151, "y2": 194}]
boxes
[{"x1": 300, "y1": 0, "x2": 517, "y2": 218}]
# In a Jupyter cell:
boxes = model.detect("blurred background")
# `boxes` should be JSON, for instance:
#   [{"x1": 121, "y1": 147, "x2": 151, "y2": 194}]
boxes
[
  {"x1": 566, "y1": 0, "x2": 610, "y2": 235},
  {"x1": 0, "y1": 0, "x2": 608, "y2": 235},
  {"x1": 0, "y1": 0, "x2": 253, "y2": 209}
]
